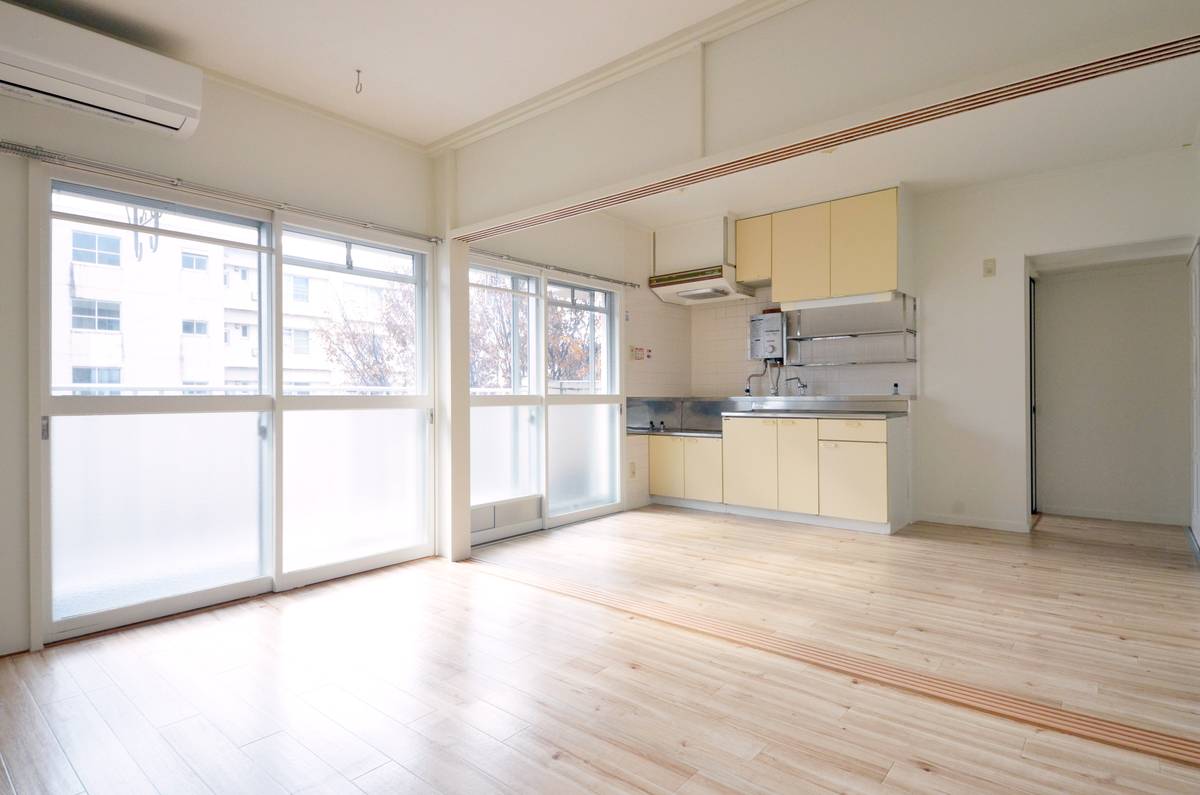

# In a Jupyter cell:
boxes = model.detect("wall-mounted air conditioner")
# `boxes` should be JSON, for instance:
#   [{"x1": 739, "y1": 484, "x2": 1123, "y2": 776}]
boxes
[{"x1": 0, "y1": 4, "x2": 202, "y2": 137}]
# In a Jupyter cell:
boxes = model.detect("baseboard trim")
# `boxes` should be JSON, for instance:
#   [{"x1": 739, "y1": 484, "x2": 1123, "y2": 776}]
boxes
[
  {"x1": 650, "y1": 496, "x2": 896, "y2": 534},
  {"x1": 467, "y1": 559, "x2": 1200, "y2": 768},
  {"x1": 1035, "y1": 505, "x2": 1189, "y2": 527},
  {"x1": 914, "y1": 512, "x2": 1032, "y2": 534}
]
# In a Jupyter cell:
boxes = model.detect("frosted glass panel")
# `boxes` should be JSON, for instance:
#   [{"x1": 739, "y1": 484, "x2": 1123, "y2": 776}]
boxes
[
  {"x1": 471, "y1": 405, "x2": 541, "y2": 505},
  {"x1": 548, "y1": 403, "x2": 619, "y2": 516},
  {"x1": 283, "y1": 409, "x2": 427, "y2": 572},
  {"x1": 50, "y1": 413, "x2": 264, "y2": 620}
]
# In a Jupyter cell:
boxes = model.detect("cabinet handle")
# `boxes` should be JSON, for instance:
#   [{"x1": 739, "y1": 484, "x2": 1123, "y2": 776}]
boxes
[{"x1": 821, "y1": 442, "x2": 837, "y2": 448}]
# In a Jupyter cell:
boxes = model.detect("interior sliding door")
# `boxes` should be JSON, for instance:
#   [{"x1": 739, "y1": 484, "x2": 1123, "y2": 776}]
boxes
[
  {"x1": 35, "y1": 174, "x2": 276, "y2": 643},
  {"x1": 276, "y1": 224, "x2": 433, "y2": 587}
]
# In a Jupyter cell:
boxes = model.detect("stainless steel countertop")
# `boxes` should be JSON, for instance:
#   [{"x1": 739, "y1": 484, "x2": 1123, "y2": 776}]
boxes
[
  {"x1": 721, "y1": 411, "x2": 907, "y2": 420},
  {"x1": 626, "y1": 429, "x2": 722, "y2": 438}
]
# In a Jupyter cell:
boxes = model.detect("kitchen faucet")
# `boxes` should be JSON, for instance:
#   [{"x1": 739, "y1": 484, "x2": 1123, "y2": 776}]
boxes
[{"x1": 785, "y1": 376, "x2": 808, "y2": 395}]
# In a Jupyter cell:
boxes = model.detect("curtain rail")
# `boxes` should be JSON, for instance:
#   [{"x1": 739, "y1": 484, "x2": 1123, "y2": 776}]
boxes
[
  {"x1": 472, "y1": 248, "x2": 640, "y2": 289},
  {"x1": 1, "y1": 139, "x2": 441, "y2": 244}
]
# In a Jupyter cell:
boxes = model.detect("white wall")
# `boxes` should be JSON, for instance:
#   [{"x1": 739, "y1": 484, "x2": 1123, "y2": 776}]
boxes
[
  {"x1": 0, "y1": 78, "x2": 433, "y2": 655},
  {"x1": 913, "y1": 148, "x2": 1200, "y2": 533},
  {"x1": 455, "y1": 50, "x2": 702, "y2": 227},
  {"x1": 1036, "y1": 261, "x2": 1191, "y2": 525}
]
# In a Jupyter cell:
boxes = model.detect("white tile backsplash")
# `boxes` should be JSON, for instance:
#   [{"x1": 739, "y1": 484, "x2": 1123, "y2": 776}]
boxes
[{"x1": 688, "y1": 297, "x2": 917, "y2": 397}]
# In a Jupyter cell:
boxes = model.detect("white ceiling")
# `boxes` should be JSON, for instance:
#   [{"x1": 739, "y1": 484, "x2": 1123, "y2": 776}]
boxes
[
  {"x1": 602, "y1": 55, "x2": 1200, "y2": 232},
  {"x1": 14, "y1": 0, "x2": 739, "y2": 146}
]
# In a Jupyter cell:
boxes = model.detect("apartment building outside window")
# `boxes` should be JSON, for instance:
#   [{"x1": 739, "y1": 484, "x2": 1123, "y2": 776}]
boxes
[
  {"x1": 71, "y1": 230, "x2": 120, "y2": 265},
  {"x1": 71, "y1": 298, "x2": 120, "y2": 331},
  {"x1": 181, "y1": 252, "x2": 208, "y2": 270}
]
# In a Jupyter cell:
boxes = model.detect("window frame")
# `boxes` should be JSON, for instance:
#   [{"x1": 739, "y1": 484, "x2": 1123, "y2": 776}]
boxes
[
  {"x1": 71, "y1": 298, "x2": 121, "y2": 332},
  {"x1": 273, "y1": 216, "x2": 434, "y2": 590},
  {"x1": 467, "y1": 253, "x2": 623, "y2": 535},
  {"x1": 181, "y1": 251, "x2": 208, "y2": 271},
  {"x1": 31, "y1": 166, "x2": 278, "y2": 646},
  {"x1": 71, "y1": 230, "x2": 121, "y2": 266}
]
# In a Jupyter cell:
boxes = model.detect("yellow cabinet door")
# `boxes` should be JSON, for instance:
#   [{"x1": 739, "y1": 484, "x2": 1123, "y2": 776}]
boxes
[
  {"x1": 818, "y1": 441, "x2": 888, "y2": 523},
  {"x1": 830, "y1": 188, "x2": 898, "y2": 297},
  {"x1": 735, "y1": 215, "x2": 772, "y2": 285},
  {"x1": 683, "y1": 437, "x2": 723, "y2": 503},
  {"x1": 771, "y1": 202, "x2": 830, "y2": 302},
  {"x1": 721, "y1": 417, "x2": 778, "y2": 509},
  {"x1": 648, "y1": 435, "x2": 684, "y2": 498},
  {"x1": 777, "y1": 418, "x2": 818, "y2": 514},
  {"x1": 817, "y1": 418, "x2": 887, "y2": 443}
]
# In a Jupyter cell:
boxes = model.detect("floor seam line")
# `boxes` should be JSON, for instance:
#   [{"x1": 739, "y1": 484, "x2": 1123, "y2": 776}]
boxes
[{"x1": 464, "y1": 558, "x2": 1200, "y2": 769}]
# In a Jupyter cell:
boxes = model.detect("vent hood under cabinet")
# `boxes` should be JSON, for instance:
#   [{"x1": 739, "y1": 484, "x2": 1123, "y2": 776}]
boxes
[
  {"x1": 649, "y1": 265, "x2": 752, "y2": 305},
  {"x1": 650, "y1": 215, "x2": 752, "y2": 304}
]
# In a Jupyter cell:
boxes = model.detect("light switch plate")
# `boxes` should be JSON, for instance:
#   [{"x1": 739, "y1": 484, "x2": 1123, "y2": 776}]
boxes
[{"x1": 982, "y1": 257, "x2": 997, "y2": 278}]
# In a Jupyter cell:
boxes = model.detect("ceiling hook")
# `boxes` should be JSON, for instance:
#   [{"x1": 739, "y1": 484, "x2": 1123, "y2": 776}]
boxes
[{"x1": 354, "y1": 69, "x2": 363, "y2": 95}]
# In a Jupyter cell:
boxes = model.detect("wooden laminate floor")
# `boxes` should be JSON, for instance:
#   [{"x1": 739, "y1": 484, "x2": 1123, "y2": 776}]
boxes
[
  {"x1": 0, "y1": 509, "x2": 1195, "y2": 794},
  {"x1": 477, "y1": 509, "x2": 1200, "y2": 742}
]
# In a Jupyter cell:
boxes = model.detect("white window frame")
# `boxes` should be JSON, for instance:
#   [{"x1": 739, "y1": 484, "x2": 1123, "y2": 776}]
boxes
[
  {"x1": 71, "y1": 297, "x2": 120, "y2": 331},
  {"x1": 181, "y1": 319, "x2": 208, "y2": 335},
  {"x1": 71, "y1": 229, "x2": 121, "y2": 266},
  {"x1": 273, "y1": 215, "x2": 435, "y2": 590},
  {"x1": 29, "y1": 170, "x2": 438, "y2": 647},
  {"x1": 467, "y1": 253, "x2": 624, "y2": 543},
  {"x1": 30, "y1": 165, "x2": 279, "y2": 648},
  {"x1": 181, "y1": 251, "x2": 208, "y2": 270}
]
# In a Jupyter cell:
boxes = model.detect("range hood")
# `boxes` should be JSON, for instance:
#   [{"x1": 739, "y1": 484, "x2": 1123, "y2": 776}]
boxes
[
  {"x1": 649, "y1": 265, "x2": 753, "y2": 305},
  {"x1": 649, "y1": 215, "x2": 752, "y2": 305}
]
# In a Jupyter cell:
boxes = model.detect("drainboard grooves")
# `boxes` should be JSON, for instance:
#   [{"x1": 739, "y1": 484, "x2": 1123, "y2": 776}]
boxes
[{"x1": 465, "y1": 559, "x2": 1200, "y2": 768}]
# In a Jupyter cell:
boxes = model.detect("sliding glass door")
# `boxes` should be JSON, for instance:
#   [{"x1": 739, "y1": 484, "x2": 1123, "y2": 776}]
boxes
[
  {"x1": 277, "y1": 226, "x2": 433, "y2": 585},
  {"x1": 468, "y1": 264, "x2": 544, "y2": 543},
  {"x1": 39, "y1": 179, "x2": 275, "y2": 640},
  {"x1": 467, "y1": 258, "x2": 621, "y2": 544},
  {"x1": 544, "y1": 280, "x2": 621, "y2": 524},
  {"x1": 33, "y1": 168, "x2": 433, "y2": 643}
]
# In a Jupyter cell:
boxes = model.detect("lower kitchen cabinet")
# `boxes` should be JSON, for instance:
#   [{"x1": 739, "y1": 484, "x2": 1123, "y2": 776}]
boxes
[
  {"x1": 648, "y1": 435, "x2": 685, "y2": 498},
  {"x1": 818, "y1": 440, "x2": 888, "y2": 522},
  {"x1": 777, "y1": 418, "x2": 819, "y2": 514},
  {"x1": 722, "y1": 417, "x2": 779, "y2": 510},
  {"x1": 649, "y1": 435, "x2": 723, "y2": 502},
  {"x1": 683, "y1": 437, "x2": 723, "y2": 503}
]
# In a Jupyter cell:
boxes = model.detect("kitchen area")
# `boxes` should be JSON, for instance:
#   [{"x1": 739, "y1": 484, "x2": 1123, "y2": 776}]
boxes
[{"x1": 628, "y1": 186, "x2": 917, "y2": 534}]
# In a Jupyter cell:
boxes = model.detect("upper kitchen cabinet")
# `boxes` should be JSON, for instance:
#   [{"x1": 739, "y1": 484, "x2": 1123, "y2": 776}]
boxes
[
  {"x1": 771, "y1": 202, "x2": 830, "y2": 302},
  {"x1": 734, "y1": 214, "x2": 772, "y2": 285},
  {"x1": 732, "y1": 186, "x2": 913, "y2": 307},
  {"x1": 830, "y1": 187, "x2": 899, "y2": 298}
]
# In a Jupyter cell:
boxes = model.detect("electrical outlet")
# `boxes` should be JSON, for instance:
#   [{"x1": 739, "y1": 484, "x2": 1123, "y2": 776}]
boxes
[
  {"x1": 982, "y1": 257, "x2": 997, "y2": 278},
  {"x1": 628, "y1": 461, "x2": 637, "y2": 479}
]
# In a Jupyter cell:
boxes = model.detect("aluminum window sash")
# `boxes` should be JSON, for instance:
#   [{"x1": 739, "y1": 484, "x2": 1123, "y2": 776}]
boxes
[
  {"x1": 51, "y1": 211, "x2": 274, "y2": 254},
  {"x1": 279, "y1": 215, "x2": 435, "y2": 257},
  {"x1": 281, "y1": 254, "x2": 418, "y2": 284},
  {"x1": 45, "y1": 395, "x2": 274, "y2": 416},
  {"x1": 544, "y1": 394, "x2": 622, "y2": 406},
  {"x1": 279, "y1": 395, "x2": 433, "y2": 411},
  {"x1": 468, "y1": 394, "x2": 542, "y2": 407}
]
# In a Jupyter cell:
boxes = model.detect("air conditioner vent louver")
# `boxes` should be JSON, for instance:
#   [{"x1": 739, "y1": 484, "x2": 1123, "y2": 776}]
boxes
[{"x1": 0, "y1": 5, "x2": 202, "y2": 137}]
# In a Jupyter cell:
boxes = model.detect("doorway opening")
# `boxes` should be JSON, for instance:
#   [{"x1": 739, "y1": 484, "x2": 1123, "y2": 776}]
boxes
[{"x1": 1029, "y1": 244, "x2": 1193, "y2": 527}]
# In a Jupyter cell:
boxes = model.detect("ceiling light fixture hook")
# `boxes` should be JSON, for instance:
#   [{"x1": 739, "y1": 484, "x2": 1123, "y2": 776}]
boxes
[{"x1": 354, "y1": 69, "x2": 363, "y2": 95}]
